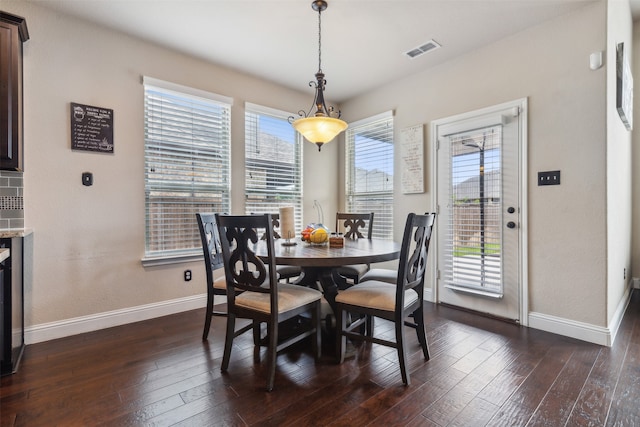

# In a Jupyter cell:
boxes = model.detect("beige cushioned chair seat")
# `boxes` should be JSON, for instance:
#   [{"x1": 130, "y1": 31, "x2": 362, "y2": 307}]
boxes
[
  {"x1": 335, "y1": 281, "x2": 418, "y2": 312},
  {"x1": 360, "y1": 268, "x2": 397, "y2": 283},
  {"x1": 213, "y1": 277, "x2": 227, "y2": 290},
  {"x1": 338, "y1": 264, "x2": 369, "y2": 277},
  {"x1": 277, "y1": 265, "x2": 302, "y2": 277},
  {"x1": 236, "y1": 284, "x2": 321, "y2": 314}
]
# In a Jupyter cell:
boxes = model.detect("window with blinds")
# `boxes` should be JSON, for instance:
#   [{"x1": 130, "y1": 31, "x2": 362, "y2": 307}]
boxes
[
  {"x1": 143, "y1": 77, "x2": 232, "y2": 261},
  {"x1": 445, "y1": 126, "x2": 502, "y2": 294},
  {"x1": 345, "y1": 111, "x2": 394, "y2": 239},
  {"x1": 245, "y1": 103, "x2": 303, "y2": 230}
]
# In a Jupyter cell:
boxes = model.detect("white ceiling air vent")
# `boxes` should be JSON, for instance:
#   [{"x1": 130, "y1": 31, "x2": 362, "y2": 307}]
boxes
[{"x1": 405, "y1": 39, "x2": 441, "y2": 59}]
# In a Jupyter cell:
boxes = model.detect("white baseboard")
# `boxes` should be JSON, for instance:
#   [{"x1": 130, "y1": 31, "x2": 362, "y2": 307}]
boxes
[
  {"x1": 528, "y1": 311, "x2": 611, "y2": 346},
  {"x1": 26, "y1": 283, "x2": 634, "y2": 347},
  {"x1": 528, "y1": 285, "x2": 633, "y2": 347},
  {"x1": 607, "y1": 284, "x2": 633, "y2": 345},
  {"x1": 25, "y1": 294, "x2": 207, "y2": 345}
]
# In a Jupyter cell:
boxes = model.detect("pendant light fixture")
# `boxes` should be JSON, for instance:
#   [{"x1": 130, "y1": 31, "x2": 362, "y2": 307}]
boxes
[{"x1": 290, "y1": 0, "x2": 347, "y2": 151}]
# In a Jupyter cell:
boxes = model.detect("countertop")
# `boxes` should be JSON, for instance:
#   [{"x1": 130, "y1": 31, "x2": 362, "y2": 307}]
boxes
[{"x1": 0, "y1": 228, "x2": 33, "y2": 238}]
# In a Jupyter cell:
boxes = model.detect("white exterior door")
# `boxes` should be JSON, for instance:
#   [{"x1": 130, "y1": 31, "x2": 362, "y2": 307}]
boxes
[{"x1": 433, "y1": 99, "x2": 527, "y2": 323}]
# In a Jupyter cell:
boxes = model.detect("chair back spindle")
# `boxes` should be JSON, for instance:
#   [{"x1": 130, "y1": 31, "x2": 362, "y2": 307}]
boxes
[
  {"x1": 396, "y1": 213, "x2": 436, "y2": 309},
  {"x1": 336, "y1": 212, "x2": 374, "y2": 239},
  {"x1": 335, "y1": 212, "x2": 375, "y2": 284},
  {"x1": 217, "y1": 214, "x2": 276, "y2": 296},
  {"x1": 259, "y1": 213, "x2": 281, "y2": 240}
]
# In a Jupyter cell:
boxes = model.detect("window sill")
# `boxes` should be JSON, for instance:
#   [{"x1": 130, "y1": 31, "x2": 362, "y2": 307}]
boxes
[{"x1": 141, "y1": 253, "x2": 202, "y2": 268}]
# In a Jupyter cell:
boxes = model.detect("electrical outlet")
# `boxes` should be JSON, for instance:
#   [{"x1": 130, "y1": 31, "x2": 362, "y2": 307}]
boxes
[{"x1": 184, "y1": 270, "x2": 192, "y2": 281}]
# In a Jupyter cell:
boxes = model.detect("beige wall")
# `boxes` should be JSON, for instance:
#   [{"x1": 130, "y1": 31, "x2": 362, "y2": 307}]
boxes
[
  {"x1": 4, "y1": 0, "x2": 633, "y2": 344},
  {"x1": 4, "y1": 0, "x2": 338, "y2": 329},
  {"x1": 341, "y1": 1, "x2": 611, "y2": 327}
]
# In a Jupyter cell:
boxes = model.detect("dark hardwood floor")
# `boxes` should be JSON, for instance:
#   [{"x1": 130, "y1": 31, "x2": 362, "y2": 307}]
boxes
[{"x1": 2, "y1": 291, "x2": 640, "y2": 426}]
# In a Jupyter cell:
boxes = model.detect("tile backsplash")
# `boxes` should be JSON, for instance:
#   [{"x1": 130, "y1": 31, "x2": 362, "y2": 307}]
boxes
[{"x1": 0, "y1": 171, "x2": 24, "y2": 229}]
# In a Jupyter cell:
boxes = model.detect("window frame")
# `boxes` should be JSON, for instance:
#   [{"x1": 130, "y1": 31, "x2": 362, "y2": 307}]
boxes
[
  {"x1": 244, "y1": 102, "x2": 304, "y2": 232},
  {"x1": 345, "y1": 111, "x2": 394, "y2": 240},
  {"x1": 142, "y1": 77, "x2": 232, "y2": 266}
]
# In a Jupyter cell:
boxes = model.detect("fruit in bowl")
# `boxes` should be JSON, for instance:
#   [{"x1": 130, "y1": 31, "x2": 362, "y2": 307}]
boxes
[
  {"x1": 301, "y1": 226, "x2": 314, "y2": 242},
  {"x1": 300, "y1": 224, "x2": 329, "y2": 244},
  {"x1": 310, "y1": 227, "x2": 328, "y2": 244}
]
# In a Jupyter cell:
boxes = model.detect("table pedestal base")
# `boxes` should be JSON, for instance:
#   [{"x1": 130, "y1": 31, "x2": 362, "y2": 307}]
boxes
[{"x1": 292, "y1": 266, "x2": 350, "y2": 316}]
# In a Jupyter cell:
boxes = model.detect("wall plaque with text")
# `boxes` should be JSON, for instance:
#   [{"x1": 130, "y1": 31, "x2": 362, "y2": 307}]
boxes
[
  {"x1": 400, "y1": 124, "x2": 424, "y2": 194},
  {"x1": 70, "y1": 102, "x2": 114, "y2": 153}
]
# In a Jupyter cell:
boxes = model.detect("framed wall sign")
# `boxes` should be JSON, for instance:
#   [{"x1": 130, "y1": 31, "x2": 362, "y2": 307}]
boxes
[
  {"x1": 400, "y1": 124, "x2": 424, "y2": 194},
  {"x1": 616, "y1": 42, "x2": 633, "y2": 131},
  {"x1": 70, "y1": 102, "x2": 114, "y2": 153}
]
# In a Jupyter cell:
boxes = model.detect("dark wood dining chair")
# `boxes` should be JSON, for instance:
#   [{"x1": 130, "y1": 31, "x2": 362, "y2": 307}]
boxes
[
  {"x1": 359, "y1": 213, "x2": 434, "y2": 285},
  {"x1": 359, "y1": 268, "x2": 396, "y2": 283},
  {"x1": 196, "y1": 213, "x2": 231, "y2": 341},
  {"x1": 261, "y1": 213, "x2": 302, "y2": 283},
  {"x1": 335, "y1": 212, "x2": 436, "y2": 386},
  {"x1": 216, "y1": 213, "x2": 322, "y2": 391},
  {"x1": 335, "y1": 212, "x2": 374, "y2": 284},
  {"x1": 197, "y1": 212, "x2": 255, "y2": 341}
]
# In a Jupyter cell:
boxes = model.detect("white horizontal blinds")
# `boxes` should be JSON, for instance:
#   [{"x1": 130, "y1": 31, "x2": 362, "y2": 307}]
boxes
[
  {"x1": 345, "y1": 111, "x2": 394, "y2": 239},
  {"x1": 144, "y1": 78, "x2": 231, "y2": 257},
  {"x1": 445, "y1": 125, "x2": 502, "y2": 294},
  {"x1": 245, "y1": 103, "x2": 303, "y2": 232}
]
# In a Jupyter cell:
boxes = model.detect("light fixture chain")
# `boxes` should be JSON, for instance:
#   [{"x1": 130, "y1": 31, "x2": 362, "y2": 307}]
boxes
[{"x1": 317, "y1": 6, "x2": 322, "y2": 72}]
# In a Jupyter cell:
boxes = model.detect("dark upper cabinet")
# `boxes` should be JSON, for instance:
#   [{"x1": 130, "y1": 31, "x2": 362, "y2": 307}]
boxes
[{"x1": 0, "y1": 12, "x2": 29, "y2": 171}]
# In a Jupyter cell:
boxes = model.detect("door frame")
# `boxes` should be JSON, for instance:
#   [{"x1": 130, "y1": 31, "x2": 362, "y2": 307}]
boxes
[{"x1": 430, "y1": 98, "x2": 529, "y2": 326}]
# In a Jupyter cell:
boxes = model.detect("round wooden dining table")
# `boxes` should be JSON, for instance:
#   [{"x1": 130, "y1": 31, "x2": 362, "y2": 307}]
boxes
[{"x1": 254, "y1": 238, "x2": 401, "y2": 315}]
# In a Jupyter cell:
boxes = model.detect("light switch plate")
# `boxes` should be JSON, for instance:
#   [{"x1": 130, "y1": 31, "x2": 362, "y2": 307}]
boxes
[
  {"x1": 82, "y1": 172, "x2": 93, "y2": 186},
  {"x1": 538, "y1": 170, "x2": 560, "y2": 186}
]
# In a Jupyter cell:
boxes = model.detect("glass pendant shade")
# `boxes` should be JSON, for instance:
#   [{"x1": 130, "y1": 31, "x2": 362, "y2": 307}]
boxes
[{"x1": 292, "y1": 116, "x2": 348, "y2": 149}]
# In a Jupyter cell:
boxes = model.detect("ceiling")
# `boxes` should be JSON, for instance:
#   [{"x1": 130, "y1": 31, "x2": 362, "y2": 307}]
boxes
[{"x1": 29, "y1": 0, "x2": 603, "y2": 103}]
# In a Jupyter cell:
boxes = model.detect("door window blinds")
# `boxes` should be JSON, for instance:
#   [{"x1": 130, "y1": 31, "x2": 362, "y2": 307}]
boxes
[
  {"x1": 345, "y1": 111, "x2": 394, "y2": 239},
  {"x1": 143, "y1": 77, "x2": 232, "y2": 259},
  {"x1": 245, "y1": 103, "x2": 303, "y2": 231},
  {"x1": 445, "y1": 125, "x2": 502, "y2": 294}
]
